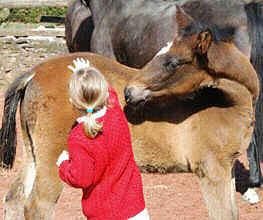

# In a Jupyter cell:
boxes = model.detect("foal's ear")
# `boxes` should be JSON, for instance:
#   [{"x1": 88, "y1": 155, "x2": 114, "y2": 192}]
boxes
[
  {"x1": 195, "y1": 30, "x2": 213, "y2": 55},
  {"x1": 175, "y1": 5, "x2": 194, "y2": 28}
]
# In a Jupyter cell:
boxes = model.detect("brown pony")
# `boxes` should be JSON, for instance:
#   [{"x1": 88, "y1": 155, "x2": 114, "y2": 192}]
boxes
[
  {"x1": 0, "y1": 7, "x2": 259, "y2": 220},
  {"x1": 124, "y1": 7, "x2": 259, "y2": 219},
  {"x1": 67, "y1": 0, "x2": 263, "y2": 190}
]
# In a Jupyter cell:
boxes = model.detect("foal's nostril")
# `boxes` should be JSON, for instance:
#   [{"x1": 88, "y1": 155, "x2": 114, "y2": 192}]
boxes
[{"x1": 124, "y1": 87, "x2": 134, "y2": 103}]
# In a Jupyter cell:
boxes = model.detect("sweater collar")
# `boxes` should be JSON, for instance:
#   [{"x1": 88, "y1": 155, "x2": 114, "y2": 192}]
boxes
[{"x1": 77, "y1": 106, "x2": 107, "y2": 123}]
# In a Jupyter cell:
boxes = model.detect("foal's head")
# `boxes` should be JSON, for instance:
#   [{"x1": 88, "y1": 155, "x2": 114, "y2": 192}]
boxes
[{"x1": 125, "y1": 6, "x2": 258, "y2": 106}]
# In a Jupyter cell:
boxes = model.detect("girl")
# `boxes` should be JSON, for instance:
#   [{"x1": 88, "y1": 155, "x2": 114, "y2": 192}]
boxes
[{"x1": 56, "y1": 58, "x2": 149, "y2": 220}]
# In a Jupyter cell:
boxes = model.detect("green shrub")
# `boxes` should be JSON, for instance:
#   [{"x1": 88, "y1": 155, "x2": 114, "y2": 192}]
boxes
[{"x1": 1, "y1": 7, "x2": 68, "y2": 23}]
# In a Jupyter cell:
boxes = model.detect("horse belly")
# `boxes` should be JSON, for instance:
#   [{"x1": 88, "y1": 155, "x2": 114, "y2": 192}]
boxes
[{"x1": 130, "y1": 120, "x2": 190, "y2": 173}]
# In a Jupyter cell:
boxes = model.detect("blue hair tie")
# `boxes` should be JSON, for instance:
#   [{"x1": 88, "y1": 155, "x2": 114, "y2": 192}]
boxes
[{"x1": 86, "y1": 108, "x2": 93, "y2": 113}]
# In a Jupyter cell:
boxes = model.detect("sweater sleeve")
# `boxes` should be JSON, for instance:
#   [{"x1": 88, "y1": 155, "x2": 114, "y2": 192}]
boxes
[{"x1": 59, "y1": 140, "x2": 95, "y2": 189}]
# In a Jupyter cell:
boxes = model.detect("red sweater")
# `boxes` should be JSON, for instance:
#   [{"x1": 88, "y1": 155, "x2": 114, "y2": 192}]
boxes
[{"x1": 59, "y1": 87, "x2": 145, "y2": 219}]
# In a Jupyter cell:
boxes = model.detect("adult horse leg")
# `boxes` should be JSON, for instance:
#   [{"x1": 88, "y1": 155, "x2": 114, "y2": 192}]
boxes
[
  {"x1": 237, "y1": 2, "x2": 263, "y2": 203},
  {"x1": 198, "y1": 156, "x2": 238, "y2": 220},
  {"x1": 245, "y1": 1, "x2": 263, "y2": 186},
  {"x1": 65, "y1": 0, "x2": 94, "y2": 52},
  {"x1": 242, "y1": 133, "x2": 261, "y2": 203}
]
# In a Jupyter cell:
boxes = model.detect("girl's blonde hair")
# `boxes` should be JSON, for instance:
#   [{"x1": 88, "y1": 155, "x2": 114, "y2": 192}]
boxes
[{"x1": 69, "y1": 66, "x2": 109, "y2": 138}]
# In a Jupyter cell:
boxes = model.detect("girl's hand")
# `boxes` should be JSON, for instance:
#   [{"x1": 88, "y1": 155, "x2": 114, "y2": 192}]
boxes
[
  {"x1": 56, "y1": 150, "x2": 69, "y2": 167},
  {"x1": 68, "y1": 57, "x2": 90, "y2": 73}
]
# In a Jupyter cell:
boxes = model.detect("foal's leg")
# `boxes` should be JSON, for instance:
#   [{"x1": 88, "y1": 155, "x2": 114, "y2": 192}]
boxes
[
  {"x1": 22, "y1": 136, "x2": 65, "y2": 219},
  {"x1": 3, "y1": 120, "x2": 65, "y2": 219},
  {"x1": 23, "y1": 164, "x2": 64, "y2": 219},
  {"x1": 199, "y1": 159, "x2": 238, "y2": 220},
  {"x1": 3, "y1": 119, "x2": 38, "y2": 220},
  {"x1": 3, "y1": 162, "x2": 61, "y2": 220},
  {"x1": 3, "y1": 138, "x2": 40, "y2": 219},
  {"x1": 3, "y1": 171, "x2": 27, "y2": 219}
]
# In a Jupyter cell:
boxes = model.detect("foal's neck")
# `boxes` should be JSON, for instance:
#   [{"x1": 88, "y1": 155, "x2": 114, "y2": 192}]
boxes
[{"x1": 215, "y1": 78, "x2": 254, "y2": 120}]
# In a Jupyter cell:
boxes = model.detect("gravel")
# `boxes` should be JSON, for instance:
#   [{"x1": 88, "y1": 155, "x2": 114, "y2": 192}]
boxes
[{"x1": 0, "y1": 35, "x2": 68, "y2": 91}]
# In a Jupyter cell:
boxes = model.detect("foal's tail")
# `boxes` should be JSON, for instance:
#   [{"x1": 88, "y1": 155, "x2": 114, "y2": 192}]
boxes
[
  {"x1": 0, "y1": 72, "x2": 34, "y2": 168},
  {"x1": 245, "y1": 2, "x2": 263, "y2": 161}
]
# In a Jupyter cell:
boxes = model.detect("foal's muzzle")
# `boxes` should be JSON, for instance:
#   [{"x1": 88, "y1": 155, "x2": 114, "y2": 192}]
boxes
[
  {"x1": 124, "y1": 85, "x2": 150, "y2": 105},
  {"x1": 124, "y1": 87, "x2": 135, "y2": 104}
]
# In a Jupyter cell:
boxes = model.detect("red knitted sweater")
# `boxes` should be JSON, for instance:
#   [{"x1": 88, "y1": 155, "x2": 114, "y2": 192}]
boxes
[{"x1": 59, "y1": 87, "x2": 145, "y2": 219}]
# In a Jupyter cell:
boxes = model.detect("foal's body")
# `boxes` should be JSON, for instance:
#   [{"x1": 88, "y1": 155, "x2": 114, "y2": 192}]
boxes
[{"x1": 67, "y1": 0, "x2": 263, "y2": 188}]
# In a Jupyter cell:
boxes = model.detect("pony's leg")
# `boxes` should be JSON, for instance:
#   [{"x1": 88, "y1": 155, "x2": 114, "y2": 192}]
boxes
[
  {"x1": 22, "y1": 132, "x2": 64, "y2": 219},
  {"x1": 4, "y1": 162, "x2": 64, "y2": 220},
  {"x1": 3, "y1": 124, "x2": 37, "y2": 220},
  {"x1": 23, "y1": 165, "x2": 64, "y2": 219},
  {"x1": 4, "y1": 117, "x2": 65, "y2": 219},
  {"x1": 3, "y1": 171, "x2": 27, "y2": 220},
  {"x1": 199, "y1": 160, "x2": 238, "y2": 220}
]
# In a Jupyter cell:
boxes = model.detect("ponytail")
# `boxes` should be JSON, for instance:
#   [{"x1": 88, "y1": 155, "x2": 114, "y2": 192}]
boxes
[{"x1": 83, "y1": 112, "x2": 103, "y2": 138}]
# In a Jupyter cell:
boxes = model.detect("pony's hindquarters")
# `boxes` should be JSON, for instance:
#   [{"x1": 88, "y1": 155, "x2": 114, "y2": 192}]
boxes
[
  {"x1": 1, "y1": 52, "x2": 134, "y2": 219},
  {"x1": 1, "y1": 61, "x2": 79, "y2": 219}
]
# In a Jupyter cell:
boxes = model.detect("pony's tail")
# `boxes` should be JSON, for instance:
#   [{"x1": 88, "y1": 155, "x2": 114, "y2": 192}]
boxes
[
  {"x1": 0, "y1": 72, "x2": 32, "y2": 168},
  {"x1": 245, "y1": 2, "x2": 263, "y2": 161}
]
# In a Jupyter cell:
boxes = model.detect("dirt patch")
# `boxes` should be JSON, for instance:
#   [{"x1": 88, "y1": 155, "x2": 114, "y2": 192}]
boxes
[{"x1": 0, "y1": 37, "x2": 263, "y2": 220}]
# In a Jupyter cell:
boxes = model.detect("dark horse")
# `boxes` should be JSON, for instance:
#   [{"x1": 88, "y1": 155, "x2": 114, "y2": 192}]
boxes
[
  {"x1": 66, "y1": 0, "x2": 263, "y2": 193},
  {"x1": 0, "y1": 7, "x2": 259, "y2": 219}
]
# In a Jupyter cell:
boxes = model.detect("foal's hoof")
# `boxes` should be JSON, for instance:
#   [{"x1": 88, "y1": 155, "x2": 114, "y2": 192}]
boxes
[{"x1": 242, "y1": 188, "x2": 260, "y2": 204}]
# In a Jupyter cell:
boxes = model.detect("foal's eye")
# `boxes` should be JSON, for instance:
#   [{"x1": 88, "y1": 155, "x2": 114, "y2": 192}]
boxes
[
  {"x1": 163, "y1": 56, "x2": 192, "y2": 72},
  {"x1": 163, "y1": 58, "x2": 179, "y2": 72}
]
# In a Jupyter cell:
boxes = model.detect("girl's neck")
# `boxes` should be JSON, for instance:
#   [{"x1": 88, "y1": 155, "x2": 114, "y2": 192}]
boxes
[{"x1": 77, "y1": 106, "x2": 107, "y2": 123}]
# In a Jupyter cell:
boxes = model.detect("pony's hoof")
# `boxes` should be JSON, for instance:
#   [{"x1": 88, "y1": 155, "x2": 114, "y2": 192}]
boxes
[{"x1": 242, "y1": 188, "x2": 259, "y2": 204}]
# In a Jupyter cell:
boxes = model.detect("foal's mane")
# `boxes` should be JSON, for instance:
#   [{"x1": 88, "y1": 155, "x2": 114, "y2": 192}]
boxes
[{"x1": 180, "y1": 22, "x2": 236, "y2": 43}]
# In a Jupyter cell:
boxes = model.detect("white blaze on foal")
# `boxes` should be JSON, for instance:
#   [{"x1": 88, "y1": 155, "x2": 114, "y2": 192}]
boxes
[{"x1": 155, "y1": 41, "x2": 174, "y2": 57}]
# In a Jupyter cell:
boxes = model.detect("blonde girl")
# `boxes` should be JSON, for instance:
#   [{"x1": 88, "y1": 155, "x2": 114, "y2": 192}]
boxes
[{"x1": 56, "y1": 58, "x2": 149, "y2": 220}]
